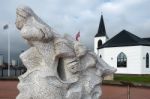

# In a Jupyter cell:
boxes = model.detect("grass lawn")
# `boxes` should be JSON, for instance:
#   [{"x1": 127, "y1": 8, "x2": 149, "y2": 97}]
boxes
[{"x1": 114, "y1": 74, "x2": 150, "y2": 84}]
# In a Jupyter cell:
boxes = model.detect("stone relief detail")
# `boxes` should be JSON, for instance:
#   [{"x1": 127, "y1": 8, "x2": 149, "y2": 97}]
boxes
[{"x1": 16, "y1": 5, "x2": 116, "y2": 99}]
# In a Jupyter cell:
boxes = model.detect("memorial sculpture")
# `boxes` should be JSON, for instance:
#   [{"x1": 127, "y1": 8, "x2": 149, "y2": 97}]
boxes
[{"x1": 16, "y1": 5, "x2": 116, "y2": 99}]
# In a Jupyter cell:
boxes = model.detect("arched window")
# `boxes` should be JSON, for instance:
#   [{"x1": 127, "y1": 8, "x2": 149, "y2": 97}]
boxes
[
  {"x1": 98, "y1": 40, "x2": 102, "y2": 48},
  {"x1": 146, "y1": 53, "x2": 149, "y2": 68},
  {"x1": 100, "y1": 55, "x2": 102, "y2": 58},
  {"x1": 117, "y1": 52, "x2": 127, "y2": 67}
]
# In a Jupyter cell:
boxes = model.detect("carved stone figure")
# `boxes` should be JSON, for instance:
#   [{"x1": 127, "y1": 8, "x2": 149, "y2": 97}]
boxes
[{"x1": 16, "y1": 5, "x2": 116, "y2": 99}]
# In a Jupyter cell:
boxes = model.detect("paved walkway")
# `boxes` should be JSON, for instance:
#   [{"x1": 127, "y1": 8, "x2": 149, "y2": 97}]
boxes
[
  {"x1": 101, "y1": 85, "x2": 150, "y2": 99},
  {"x1": 0, "y1": 81, "x2": 149, "y2": 99},
  {"x1": 0, "y1": 81, "x2": 18, "y2": 99}
]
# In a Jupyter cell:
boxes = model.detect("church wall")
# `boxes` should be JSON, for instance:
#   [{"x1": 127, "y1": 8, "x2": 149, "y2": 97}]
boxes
[
  {"x1": 94, "y1": 37, "x2": 107, "y2": 54},
  {"x1": 141, "y1": 46, "x2": 150, "y2": 74},
  {"x1": 98, "y1": 46, "x2": 143, "y2": 74}
]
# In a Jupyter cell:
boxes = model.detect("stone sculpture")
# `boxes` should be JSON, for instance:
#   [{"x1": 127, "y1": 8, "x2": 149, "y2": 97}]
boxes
[{"x1": 16, "y1": 5, "x2": 116, "y2": 99}]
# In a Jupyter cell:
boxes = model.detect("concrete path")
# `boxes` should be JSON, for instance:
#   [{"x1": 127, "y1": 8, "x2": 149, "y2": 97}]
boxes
[
  {"x1": 101, "y1": 85, "x2": 150, "y2": 99},
  {"x1": 0, "y1": 81, "x2": 149, "y2": 99},
  {"x1": 0, "y1": 81, "x2": 18, "y2": 99}
]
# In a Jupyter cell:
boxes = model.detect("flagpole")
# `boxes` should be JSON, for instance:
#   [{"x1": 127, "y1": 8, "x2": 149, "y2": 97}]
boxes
[
  {"x1": 8, "y1": 27, "x2": 10, "y2": 77},
  {"x1": 3, "y1": 24, "x2": 10, "y2": 77}
]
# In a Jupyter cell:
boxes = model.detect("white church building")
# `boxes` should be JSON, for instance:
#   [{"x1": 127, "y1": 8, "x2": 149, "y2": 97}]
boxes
[{"x1": 94, "y1": 15, "x2": 150, "y2": 74}]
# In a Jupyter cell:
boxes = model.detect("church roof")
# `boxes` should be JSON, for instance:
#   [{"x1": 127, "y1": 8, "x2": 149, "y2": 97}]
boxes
[
  {"x1": 143, "y1": 38, "x2": 150, "y2": 42},
  {"x1": 98, "y1": 30, "x2": 150, "y2": 49},
  {"x1": 95, "y1": 15, "x2": 107, "y2": 37}
]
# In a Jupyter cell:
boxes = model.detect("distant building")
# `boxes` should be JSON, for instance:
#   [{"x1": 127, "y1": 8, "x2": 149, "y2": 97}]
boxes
[
  {"x1": 0, "y1": 54, "x2": 4, "y2": 66},
  {"x1": 94, "y1": 15, "x2": 150, "y2": 74},
  {"x1": 11, "y1": 59, "x2": 17, "y2": 66}
]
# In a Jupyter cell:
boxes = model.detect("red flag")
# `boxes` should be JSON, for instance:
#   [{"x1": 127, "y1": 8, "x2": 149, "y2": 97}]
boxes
[{"x1": 76, "y1": 31, "x2": 80, "y2": 41}]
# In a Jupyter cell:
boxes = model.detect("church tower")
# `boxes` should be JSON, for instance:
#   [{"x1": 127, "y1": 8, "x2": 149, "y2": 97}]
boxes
[{"x1": 94, "y1": 14, "x2": 108, "y2": 54}]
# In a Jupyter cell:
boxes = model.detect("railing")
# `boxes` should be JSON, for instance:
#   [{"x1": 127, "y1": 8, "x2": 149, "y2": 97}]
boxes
[{"x1": 0, "y1": 66, "x2": 26, "y2": 77}]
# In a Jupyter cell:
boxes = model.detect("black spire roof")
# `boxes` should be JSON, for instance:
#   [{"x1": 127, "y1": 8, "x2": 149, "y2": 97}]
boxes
[
  {"x1": 95, "y1": 15, "x2": 107, "y2": 37},
  {"x1": 98, "y1": 30, "x2": 150, "y2": 49}
]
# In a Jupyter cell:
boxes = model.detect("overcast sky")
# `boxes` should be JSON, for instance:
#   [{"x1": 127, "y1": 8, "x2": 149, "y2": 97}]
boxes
[{"x1": 0, "y1": 0, "x2": 150, "y2": 62}]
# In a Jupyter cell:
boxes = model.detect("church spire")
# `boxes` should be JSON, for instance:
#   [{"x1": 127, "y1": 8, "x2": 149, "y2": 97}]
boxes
[{"x1": 95, "y1": 14, "x2": 107, "y2": 37}]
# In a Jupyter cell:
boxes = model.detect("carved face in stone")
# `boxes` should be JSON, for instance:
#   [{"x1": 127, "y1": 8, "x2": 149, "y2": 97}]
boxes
[
  {"x1": 15, "y1": 6, "x2": 33, "y2": 30},
  {"x1": 16, "y1": 6, "x2": 54, "y2": 43},
  {"x1": 16, "y1": 12, "x2": 26, "y2": 30}
]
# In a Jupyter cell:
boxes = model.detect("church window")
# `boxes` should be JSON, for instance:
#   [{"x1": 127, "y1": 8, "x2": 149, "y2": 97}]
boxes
[
  {"x1": 98, "y1": 40, "x2": 102, "y2": 48},
  {"x1": 117, "y1": 52, "x2": 127, "y2": 67},
  {"x1": 146, "y1": 53, "x2": 149, "y2": 68},
  {"x1": 100, "y1": 55, "x2": 102, "y2": 58}
]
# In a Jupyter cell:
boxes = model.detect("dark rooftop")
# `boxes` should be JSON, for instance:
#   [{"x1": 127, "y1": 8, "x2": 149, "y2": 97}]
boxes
[
  {"x1": 143, "y1": 38, "x2": 150, "y2": 43},
  {"x1": 98, "y1": 30, "x2": 150, "y2": 49}
]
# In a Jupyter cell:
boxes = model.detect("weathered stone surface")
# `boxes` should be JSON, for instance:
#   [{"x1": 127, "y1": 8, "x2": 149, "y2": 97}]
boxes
[{"x1": 15, "y1": 5, "x2": 116, "y2": 99}]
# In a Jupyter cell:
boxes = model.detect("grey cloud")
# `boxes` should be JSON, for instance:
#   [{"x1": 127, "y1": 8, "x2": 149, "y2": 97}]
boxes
[{"x1": 0, "y1": 0, "x2": 150, "y2": 62}]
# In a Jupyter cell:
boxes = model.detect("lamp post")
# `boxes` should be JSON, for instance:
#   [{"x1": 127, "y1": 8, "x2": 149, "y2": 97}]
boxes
[{"x1": 3, "y1": 24, "x2": 10, "y2": 77}]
